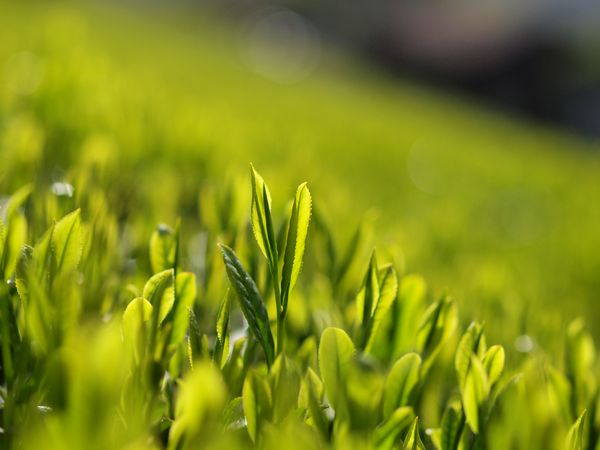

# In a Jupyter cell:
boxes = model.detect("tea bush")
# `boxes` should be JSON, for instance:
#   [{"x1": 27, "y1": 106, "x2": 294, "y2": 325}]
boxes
[{"x1": 0, "y1": 168, "x2": 598, "y2": 449}]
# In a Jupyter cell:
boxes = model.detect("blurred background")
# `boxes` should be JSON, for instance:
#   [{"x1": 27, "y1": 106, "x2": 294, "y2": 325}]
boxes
[
  {"x1": 1, "y1": 0, "x2": 599, "y2": 347},
  {"x1": 163, "y1": 0, "x2": 600, "y2": 137}
]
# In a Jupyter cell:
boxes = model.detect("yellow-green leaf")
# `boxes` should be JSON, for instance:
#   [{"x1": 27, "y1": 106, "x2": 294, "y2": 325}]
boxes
[
  {"x1": 280, "y1": 182, "x2": 311, "y2": 313},
  {"x1": 243, "y1": 370, "x2": 273, "y2": 442},
  {"x1": 403, "y1": 417, "x2": 425, "y2": 450},
  {"x1": 4, "y1": 184, "x2": 32, "y2": 221},
  {"x1": 383, "y1": 353, "x2": 421, "y2": 418},
  {"x1": 318, "y1": 327, "x2": 354, "y2": 420},
  {"x1": 250, "y1": 164, "x2": 276, "y2": 264},
  {"x1": 170, "y1": 272, "x2": 196, "y2": 345},
  {"x1": 52, "y1": 209, "x2": 83, "y2": 273},
  {"x1": 566, "y1": 409, "x2": 587, "y2": 450},
  {"x1": 169, "y1": 362, "x2": 227, "y2": 448},
  {"x1": 365, "y1": 264, "x2": 398, "y2": 353},
  {"x1": 269, "y1": 355, "x2": 300, "y2": 423},
  {"x1": 149, "y1": 223, "x2": 177, "y2": 274},
  {"x1": 374, "y1": 406, "x2": 415, "y2": 450},
  {"x1": 462, "y1": 355, "x2": 489, "y2": 434},
  {"x1": 143, "y1": 269, "x2": 175, "y2": 324},
  {"x1": 482, "y1": 345, "x2": 505, "y2": 387},
  {"x1": 455, "y1": 322, "x2": 484, "y2": 390}
]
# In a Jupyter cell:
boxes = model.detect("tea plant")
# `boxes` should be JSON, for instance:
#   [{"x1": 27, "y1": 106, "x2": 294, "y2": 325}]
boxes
[{"x1": 0, "y1": 166, "x2": 598, "y2": 450}]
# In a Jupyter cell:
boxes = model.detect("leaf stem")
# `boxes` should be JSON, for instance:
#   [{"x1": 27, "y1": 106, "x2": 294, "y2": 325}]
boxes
[{"x1": 277, "y1": 311, "x2": 285, "y2": 355}]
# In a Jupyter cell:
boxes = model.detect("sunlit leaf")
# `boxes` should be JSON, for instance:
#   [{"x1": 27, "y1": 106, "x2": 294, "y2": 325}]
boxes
[
  {"x1": 300, "y1": 368, "x2": 328, "y2": 439},
  {"x1": 374, "y1": 406, "x2": 414, "y2": 450},
  {"x1": 270, "y1": 355, "x2": 300, "y2": 423},
  {"x1": 365, "y1": 263, "x2": 398, "y2": 353},
  {"x1": 403, "y1": 417, "x2": 425, "y2": 450},
  {"x1": 383, "y1": 353, "x2": 421, "y2": 418},
  {"x1": 4, "y1": 184, "x2": 32, "y2": 221},
  {"x1": 52, "y1": 209, "x2": 83, "y2": 273},
  {"x1": 393, "y1": 274, "x2": 426, "y2": 358},
  {"x1": 169, "y1": 362, "x2": 227, "y2": 448},
  {"x1": 143, "y1": 268, "x2": 175, "y2": 324},
  {"x1": 250, "y1": 164, "x2": 277, "y2": 266},
  {"x1": 243, "y1": 370, "x2": 273, "y2": 443},
  {"x1": 416, "y1": 297, "x2": 457, "y2": 376},
  {"x1": 170, "y1": 272, "x2": 196, "y2": 345},
  {"x1": 213, "y1": 289, "x2": 232, "y2": 368},
  {"x1": 280, "y1": 182, "x2": 311, "y2": 314},
  {"x1": 482, "y1": 345, "x2": 505, "y2": 387},
  {"x1": 149, "y1": 223, "x2": 177, "y2": 274},
  {"x1": 462, "y1": 355, "x2": 489, "y2": 434},
  {"x1": 318, "y1": 327, "x2": 355, "y2": 421},
  {"x1": 566, "y1": 409, "x2": 587, "y2": 450},
  {"x1": 123, "y1": 297, "x2": 153, "y2": 332},
  {"x1": 455, "y1": 322, "x2": 484, "y2": 390}
]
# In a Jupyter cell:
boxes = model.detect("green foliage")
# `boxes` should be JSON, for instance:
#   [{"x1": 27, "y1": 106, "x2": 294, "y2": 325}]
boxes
[
  {"x1": 280, "y1": 182, "x2": 311, "y2": 316},
  {"x1": 219, "y1": 243, "x2": 275, "y2": 367},
  {"x1": 0, "y1": 8, "x2": 599, "y2": 445},
  {"x1": 0, "y1": 166, "x2": 598, "y2": 450},
  {"x1": 566, "y1": 410, "x2": 587, "y2": 450},
  {"x1": 383, "y1": 353, "x2": 421, "y2": 418}
]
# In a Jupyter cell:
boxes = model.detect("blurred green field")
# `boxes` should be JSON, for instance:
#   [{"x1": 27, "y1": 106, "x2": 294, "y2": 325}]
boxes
[{"x1": 1, "y1": 0, "x2": 600, "y2": 351}]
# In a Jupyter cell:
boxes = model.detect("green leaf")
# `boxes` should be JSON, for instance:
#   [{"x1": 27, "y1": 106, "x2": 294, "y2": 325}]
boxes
[
  {"x1": 213, "y1": 289, "x2": 232, "y2": 368},
  {"x1": 482, "y1": 345, "x2": 505, "y2": 387},
  {"x1": 355, "y1": 250, "x2": 381, "y2": 351},
  {"x1": 123, "y1": 297, "x2": 153, "y2": 362},
  {"x1": 416, "y1": 297, "x2": 457, "y2": 376},
  {"x1": 547, "y1": 365, "x2": 573, "y2": 423},
  {"x1": 269, "y1": 355, "x2": 300, "y2": 423},
  {"x1": 440, "y1": 401, "x2": 464, "y2": 450},
  {"x1": 566, "y1": 319, "x2": 597, "y2": 412},
  {"x1": 2, "y1": 212, "x2": 27, "y2": 279},
  {"x1": 462, "y1": 355, "x2": 489, "y2": 434},
  {"x1": 280, "y1": 182, "x2": 311, "y2": 314},
  {"x1": 318, "y1": 327, "x2": 355, "y2": 420},
  {"x1": 374, "y1": 406, "x2": 415, "y2": 450},
  {"x1": 170, "y1": 272, "x2": 196, "y2": 345},
  {"x1": 52, "y1": 209, "x2": 83, "y2": 273},
  {"x1": 219, "y1": 243, "x2": 275, "y2": 367},
  {"x1": 365, "y1": 264, "x2": 398, "y2": 353},
  {"x1": 393, "y1": 274, "x2": 426, "y2": 358},
  {"x1": 250, "y1": 164, "x2": 277, "y2": 266},
  {"x1": 32, "y1": 225, "x2": 54, "y2": 278},
  {"x1": 243, "y1": 370, "x2": 273, "y2": 443},
  {"x1": 300, "y1": 368, "x2": 328, "y2": 439},
  {"x1": 356, "y1": 251, "x2": 379, "y2": 334},
  {"x1": 4, "y1": 184, "x2": 32, "y2": 221},
  {"x1": 169, "y1": 362, "x2": 227, "y2": 448},
  {"x1": 428, "y1": 428, "x2": 442, "y2": 450},
  {"x1": 383, "y1": 353, "x2": 421, "y2": 418},
  {"x1": 455, "y1": 322, "x2": 485, "y2": 390},
  {"x1": 346, "y1": 360, "x2": 385, "y2": 430},
  {"x1": 403, "y1": 417, "x2": 425, "y2": 450},
  {"x1": 566, "y1": 409, "x2": 587, "y2": 450},
  {"x1": 149, "y1": 223, "x2": 177, "y2": 273},
  {"x1": 143, "y1": 269, "x2": 175, "y2": 324},
  {"x1": 221, "y1": 397, "x2": 244, "y2": 431},
  {"x1": 123, "y1": 297, "x2": 153, "y2": 332}
]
